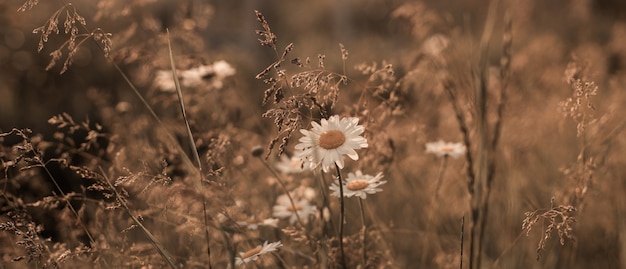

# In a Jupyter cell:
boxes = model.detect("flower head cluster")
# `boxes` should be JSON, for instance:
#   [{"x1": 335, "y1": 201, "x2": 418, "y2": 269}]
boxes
[
  {"x1": 295, "y1": 115, "x2": 368, "y2": 172},
  {"x1": 425, "y1": 140, "x2": 466, "y2": 159},
  {"x1": 330, "y1": 170, "x2": 386, "y2": 199},
  {"x1": 272, "y1": 187, "x2": 317, "y2": 224},
  {"x1": 235, "y1": 241, "x2": 283, "y2": 266}
]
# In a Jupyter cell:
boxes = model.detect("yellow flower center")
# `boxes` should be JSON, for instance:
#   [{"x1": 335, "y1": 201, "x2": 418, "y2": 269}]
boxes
[
  {"x1": 318, "y1": 130, "x2": 346, "y2": 149},
  {"x1": 241, "y1": 246, "x2": 263, "y2": 259},
  {"x1": 440, "y1": 146, "x2": 455, "y2": 153},
  {"x1": 346, "y1": 179, "x2": 369, "y2": 191}
]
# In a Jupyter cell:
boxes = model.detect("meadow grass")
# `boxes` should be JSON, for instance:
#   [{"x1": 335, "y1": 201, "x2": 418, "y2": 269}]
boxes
[{"x1": 1, "y1": 0, "x2": 626, "y2": 268}]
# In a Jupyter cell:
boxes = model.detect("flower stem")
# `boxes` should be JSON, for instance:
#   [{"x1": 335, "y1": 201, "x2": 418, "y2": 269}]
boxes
[
  {"x1": 420, "y1": 156, "x2": 449, "y2": 266},
  {"x1": 255, "y1": 156, "x2": 306, "y2": 228},
  {"x1": 435, "y1": 156, "x2": 449, "y2": 198},
  {"x1": 317, "y1": 172, "x2": 336, "y2": 234},
  {"x1": 335, "y1": 164, "x2": 347, "y2": 268},
  {"x1": 358, "y1": 197, "x2": 367, "y2": 266}
]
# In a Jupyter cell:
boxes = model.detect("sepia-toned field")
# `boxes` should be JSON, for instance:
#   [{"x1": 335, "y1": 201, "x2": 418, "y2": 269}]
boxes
[{"x1": 1, "y1": 0, "x2": 626, "y2": 268}]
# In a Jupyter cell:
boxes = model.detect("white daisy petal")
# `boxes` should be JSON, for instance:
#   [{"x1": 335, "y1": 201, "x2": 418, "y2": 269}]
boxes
[
  {"x1": 236, "y1": 241, "x2": 283, "y2": 265},
  {"x1": 272, "y1": 189, "x2": 317, "y2": 224},
  {"x1": 294, "y1": 115, "x2": 368, "y2": 172},
  {"x1": 330, "y1": 171, "x2": 386, "y2": 199}
]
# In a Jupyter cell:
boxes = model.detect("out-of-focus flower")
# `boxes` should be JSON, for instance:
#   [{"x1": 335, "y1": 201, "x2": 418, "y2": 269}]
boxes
[
  {"x1": 212, "y1": 60, "x2": 236, "y2": 78},
  {"x1": 425, "y1": 140, "x2": 466, "y2": 159},
  {"x1": 275, "y1": 154, "x2": 310, "y2": 174},
  {"x1": 154, "y1": 60, "x2": 236, "y2": 92},
  {"x1": 236, "y1": 218, "x2": 279, "y2": 230},
  {"x1": 272, "y1": 191, "x2": 317, "y2": 224},
  {"x1": 235, "y1": 241, "x2": 282, "y2": 266},
  {"x1": 154, "y1": 70, "x2": 177, "y2": 92}
]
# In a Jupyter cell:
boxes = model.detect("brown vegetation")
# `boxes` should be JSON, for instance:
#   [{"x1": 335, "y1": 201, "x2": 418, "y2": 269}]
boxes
[{"x1": 1, "y1": 0, "x2": 626, "y2": 268}]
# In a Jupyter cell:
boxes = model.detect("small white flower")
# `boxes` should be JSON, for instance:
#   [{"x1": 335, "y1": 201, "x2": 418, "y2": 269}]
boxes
[
  {"x1": 295, "y1": 115, "x2": 368, "y2": 172},
  {"x1": 154, "y1": 61, "x2": 235, "y2": 92},
  {"x1": 275, "y1": 154, "x2": 310, "y2": 174},
  {"x1": 235, "y1": 241, "x2": 283, "y2": 266},
  {"x1": 212, "y1": 60, "x2": 236, "y2": 78},
  {"x1": 181, "y1": 65, "x2": 212, "y2": 88},
  {"x1": 154, "y1": 70, "x2": 176, "y2": 92},
  {"x1": 330, "y1": 170, "x2": 386, "y2": 199},
  {"x1": 272, "y1": 192, "x2": 317, "y2": 224},
  {"x1": 425, "y1": 140, "x2": 466, "y2": 159},
  {"x1": 236, "y1": 218, "x2": 279, "y2": 230}
]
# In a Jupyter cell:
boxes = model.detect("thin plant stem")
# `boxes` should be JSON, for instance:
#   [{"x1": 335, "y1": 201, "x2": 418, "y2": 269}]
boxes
[
  {"x1": 420, "y1": 155, "x2": 449, "y2": 266},
  {"x1": 165, "y1": 30, "x2": 212, "y2": 268},
  {"x1": 435, "y1": 156, "x2": 449, "y2": 199},
  {"x1": 460, "y1": 216, "x2": 465, "y2": 269},
  {"x1": 317, "y1": 172, "x2": 336, "y2": 234},
  {"x1": 358, "y1": 197, "x2": 367, "y2": 266},
  {"x1": 255, "y1": 155, "x2": 306, "y2": 228},
  {"x1": 5, "y1": 129, "x2": 98, "y2": 249},
  {"x1": 316, "y1": 172, "x2": 335, "y2": 269},
  {"x1": 203, "y1": 201, "x2": 212, "y2": 269},
  {"x1": 335, "y1": 164, "x2": 348, "y2": 268},
  {"x1": 473, "y1": 1, "x2": 501, "y2": 268},
  {"x1": 98, "y1": 167, "x2": 179, "y2": 269}
]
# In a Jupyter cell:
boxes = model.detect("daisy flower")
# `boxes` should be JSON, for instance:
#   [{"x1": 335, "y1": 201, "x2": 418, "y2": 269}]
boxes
[
  {"x1": 275, "y1": 154, "x2": 310, "y2": 174},
  {"x1": 272, "y1": 193, "x2": 317, "y2": 224},
  {"x1": 330, "y1": 170, "x2": 386, "y2": 199},
  {"x1": 154, "y1": 70, "x2": 177, "y2": 92},
  {"x1": 295, "y1": 115, "x2": 368, "y2": 172},
  {"x1": 425, "y1": 140, "x2": 466, "y2": 159},
  {"x1": 235, "y1": 241, "x2": 283, "y2": 266},
  {"x1": 212, "y1": 60, "x2": 236, "y2": 78}
]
